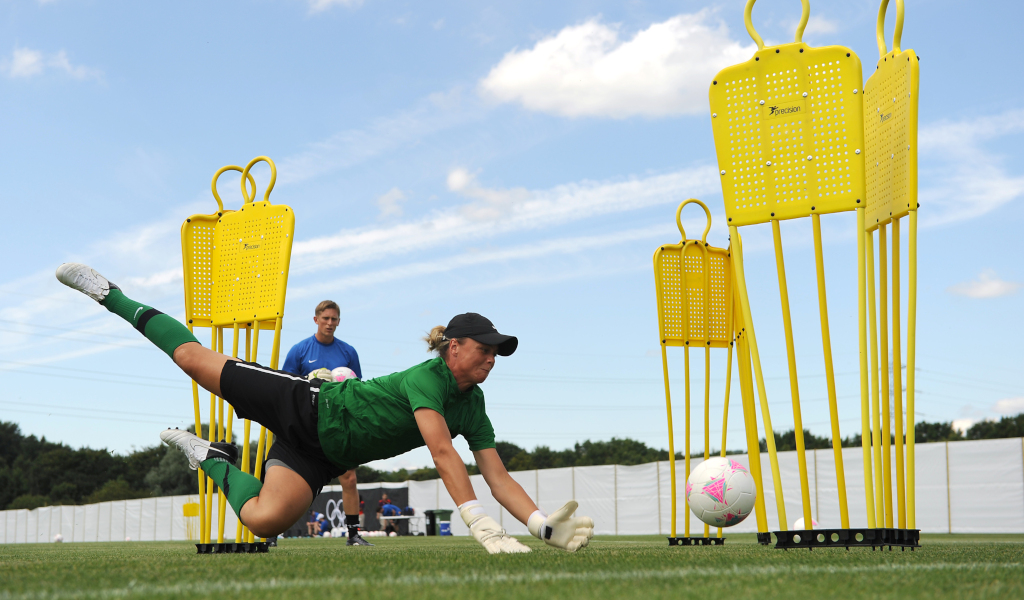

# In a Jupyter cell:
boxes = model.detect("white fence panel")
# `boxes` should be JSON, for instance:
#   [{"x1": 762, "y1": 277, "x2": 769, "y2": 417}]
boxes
[
  {"x1": 616, "y1": 463, "x2": 659, "y2": 535},
  {"x1": 916, "y1": 441, "x2": 951, "y2": 533},
  {"x1": 109, "y1": 501, "x2": 126, "y2": 541},
  {"x1": 537, "y1": 467, "x2": 576, "y2": 515},
  {"x1": 97, "y1": 502, "x2": 112, "y2": 542},
  {"x1": 502, "y1": 471, "x2": 536, "y2": 536},
  {"x1": 407, "y1": 480, "x2": 438, "y2": 515},
  {"x1": 575, "y1": 465, "x2": 615, "y2": 535},
  {"x1": 60, "y1": 506, "x2": 76, "y2": 542},
  {"x1": 949, "y1": 438, "x2": 1024, "y2": 533},
  {"x1": 73, "y1": 506, "x2": 86, "y2": 542}
]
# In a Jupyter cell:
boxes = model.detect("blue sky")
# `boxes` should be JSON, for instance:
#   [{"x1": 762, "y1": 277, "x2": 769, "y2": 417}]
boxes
[{"x1": 0, "y1": 0, "x2": 1021, "y2": 471}]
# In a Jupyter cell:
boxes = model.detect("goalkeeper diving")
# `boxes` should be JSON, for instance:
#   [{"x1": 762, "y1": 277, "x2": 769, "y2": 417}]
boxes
[{"x1": 56, "y1": 263, "x2": 594, "y2": 553}]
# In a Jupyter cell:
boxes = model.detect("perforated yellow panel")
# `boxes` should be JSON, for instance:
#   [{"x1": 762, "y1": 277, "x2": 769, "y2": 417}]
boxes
[
  {"x1": 182, "y1": 211, "x2": 230, "y2": 328},
  {"x1": 211, "y1": 201, "x2": 295, "y2": 326},
  {"x1": 864, "y1": 49, "x2": 918, "y2": 231},
  {"x1": 653, "y1": 242, "x2": 732, "y2": 348},
  {"x1": 709, "y1": 42, "x2": 867, "y2": 227}
]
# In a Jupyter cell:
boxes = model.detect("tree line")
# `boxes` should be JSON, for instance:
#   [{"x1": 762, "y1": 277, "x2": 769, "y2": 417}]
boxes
[{"x1": 4, "y1": 413, "x2": 1024, "y2": 509}]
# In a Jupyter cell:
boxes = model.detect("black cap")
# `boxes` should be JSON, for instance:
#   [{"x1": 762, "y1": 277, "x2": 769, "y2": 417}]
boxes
[{"x1": 445, "y1": 313, "x2": 518, "y2": 356}]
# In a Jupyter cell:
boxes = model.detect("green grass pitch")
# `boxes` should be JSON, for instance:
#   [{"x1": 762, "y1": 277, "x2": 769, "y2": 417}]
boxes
[{"x1": 2, "y1": 534, "x2": 1022, "y2": 599}]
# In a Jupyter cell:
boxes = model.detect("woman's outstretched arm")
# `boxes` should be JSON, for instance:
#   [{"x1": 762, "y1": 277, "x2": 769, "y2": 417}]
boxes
[
  {"x1": 414, "y1": 408, "x2": 476, "y2": 505},
  {"x1": 415, "y1": 408, "x2": 531, "y2": 553},
  {"x1": 474, "y1": 448, "x2": 538, "y2": 524}
]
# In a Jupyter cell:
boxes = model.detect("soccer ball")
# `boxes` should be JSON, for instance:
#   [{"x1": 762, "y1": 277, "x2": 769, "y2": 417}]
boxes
[
  {"x1": 793, "y1": 517, "x2": 819, "y2": 530},
  {"x1": 685, "y1": 456, "x2": 756, "y2": 527},
  {"x1": 331, "y1": 367, "x2": 357, "y2": 382},
  {"x1": 388, "y1": 531, "x2": 397, "y2": 537},
  {"x1": 53, "y1": 534, "x2": 63, "y2": 543},
  {"x1": 125, "y1": 537, "x2": 132, "y2": 542}
]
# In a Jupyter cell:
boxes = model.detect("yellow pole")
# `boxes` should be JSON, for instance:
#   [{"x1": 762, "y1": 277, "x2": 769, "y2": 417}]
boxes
[
  {"x1": 237, "y1": 324, "x2": 251, "y2": 543},
  {"x1": 248, "y1": 425, "x2": 267, "y2": 544},
  {"x1": 879, "y1": 224, "x2": 893, "y2": 528},
  {"x1": 736, "y1": 331, "x2": 768, "y2": 533},
  {"x1": 721, "y1": 270, "x2": 735, "y2": 459},
  {"x1": 857, "y1": 209, "x2": 877, "y2": 528},
  {"x1": 704, "y1": 345, "x2": 711, "y2": 538},
  {"x1": 270, "y1": 316, "x2": 283, "y2": 368},
  {"x1": 907, "y1": 209, "x2": 918, "y2": 529},
  {"x1": 892, "y1": 218, "x2": 907, "y2": 529},
  {"x1": 811, "y1": 214, "x2": 850, "y2": 529},
  {"x1": 771, "y1": 220, "x2": 813, "y2": 528},
  {"x1": 684, "y1": 345, "x2": 691, "y2": 538},
  {"x1": 217, "y1": 326, "x2": 225, "y2": 444},
  {"x1": 206, "y1": 326, "x2": 217, "y2": 543},
  {"x1": 188, "y1": 323, "x2": 208, "y2": 546},
  {"x1": 867, "y1": 230, "x2": 884, "y2": 526},
  {"x1": 242, "y1": 322, "x2": 260, "y2": 542},
  {"x1": 730, "y1": 225, "x2": 787, "y2": 529},
  {"x1": 717, "y1": 278, "x2": 735, "y2": 540},
  {"x1": 660, "y1": 344, "x2": 677, "y2": 539},
  {"x1": 218, "y1": 323, "x2": 240, "y2": 544}
]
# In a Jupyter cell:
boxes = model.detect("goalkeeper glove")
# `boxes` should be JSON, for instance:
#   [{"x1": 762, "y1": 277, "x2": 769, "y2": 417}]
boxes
[
  {"x1": 458, "y1": 500, "x2": 531, "y2": 554},
  {"x1": 527, "y1": 501, "x2": 594, "y2": 552},
  {"x1": 307, "y1": 368, "x2": 333, "y2": 382}
]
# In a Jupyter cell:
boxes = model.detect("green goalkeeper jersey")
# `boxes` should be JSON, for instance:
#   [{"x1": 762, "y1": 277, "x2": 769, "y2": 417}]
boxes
[{"x1": 316, "y1": 356, "x2": 496, "y2": 469}]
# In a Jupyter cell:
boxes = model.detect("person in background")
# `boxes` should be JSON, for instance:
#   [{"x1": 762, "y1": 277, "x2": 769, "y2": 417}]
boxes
[
  {"x1": 283, "y1": 300, "x2": 371, "y2": 546},
  {"x1": 380, "y1": 499, "x2": 401, "y2": 535},
  {"x1": 317, "y1": 513, "x2": 332, "y2": 537},
  {"x1": 306, "y1": 510, "x2": 322, "y2": 537}
]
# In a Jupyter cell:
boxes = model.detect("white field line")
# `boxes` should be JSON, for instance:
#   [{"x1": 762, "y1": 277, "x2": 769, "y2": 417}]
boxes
[{"x1": 1, "y1": 562, "x2": 1022, "y2": 600}]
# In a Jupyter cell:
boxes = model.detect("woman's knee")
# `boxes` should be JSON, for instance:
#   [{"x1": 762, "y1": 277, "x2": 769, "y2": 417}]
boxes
[{"x1": 243, "y1": 510, "x2": 290, "y2": 538}]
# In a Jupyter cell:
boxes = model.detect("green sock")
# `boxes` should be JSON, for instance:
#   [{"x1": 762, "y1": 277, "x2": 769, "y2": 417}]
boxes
[
  {"x1": 101, "y1": 288, "x2": 198, "y2": 358},
  {"x1": 200, "y1": 458, "x2": 263, "y2": 523}
]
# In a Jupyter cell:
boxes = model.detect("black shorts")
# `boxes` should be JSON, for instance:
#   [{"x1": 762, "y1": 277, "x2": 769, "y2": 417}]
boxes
[{"x1": 219, "y1": 360, "x2": 350, "y2": 497}]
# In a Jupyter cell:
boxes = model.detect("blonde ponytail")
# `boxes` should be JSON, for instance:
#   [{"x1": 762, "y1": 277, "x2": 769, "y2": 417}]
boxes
[{"x1": 425, "y1": 325, "x2": 450, "y2": 357}]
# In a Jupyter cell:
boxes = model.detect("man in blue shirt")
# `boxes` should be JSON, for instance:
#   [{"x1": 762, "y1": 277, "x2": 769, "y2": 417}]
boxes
[
  {"x1": 282, "y1": 300, "x2": 361, "y2": 379},
  {"x1": 283, "y1": 300, "x2": 370, "y2": 545}
]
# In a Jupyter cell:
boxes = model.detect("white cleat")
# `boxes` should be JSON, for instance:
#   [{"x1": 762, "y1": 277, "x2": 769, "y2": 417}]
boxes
[
  {"x1": 55, "y1": 263, "x2": 116, "y2": 302},
  {"x1": 160, "y1": 428, "x2": 233, "y2": 470}
]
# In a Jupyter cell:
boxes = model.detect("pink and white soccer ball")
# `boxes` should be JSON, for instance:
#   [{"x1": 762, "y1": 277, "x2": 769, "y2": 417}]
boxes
[
  {"x1": 331, "y1": 367, "x2": 357, "y2": 382},
  {"x1": 685, "y1": 457, "x2": 756, "y2": 527}
]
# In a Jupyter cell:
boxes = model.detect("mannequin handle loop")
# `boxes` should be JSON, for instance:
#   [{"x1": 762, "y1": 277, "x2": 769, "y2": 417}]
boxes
[
  {"x1": 744, "y1": 0, "x2": 810, "y2": 51},
  {"x1": 211, "y1": 166, "x2": 256, "y2": 212},
  {"x1": 676, "y1": 199, "x2": 713, "y2": 245},
  {"x1": 875, "y1": 0, "x2": 905, "y2": 58},
  {"x1": 240, "y1": 156, "x2": 278, "y2": 204}
]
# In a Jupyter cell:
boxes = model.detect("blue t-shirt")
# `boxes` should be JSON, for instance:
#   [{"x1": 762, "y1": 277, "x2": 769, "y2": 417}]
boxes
[{"x1": 282, "y1": 335, "x2": 362, "y2": 378}]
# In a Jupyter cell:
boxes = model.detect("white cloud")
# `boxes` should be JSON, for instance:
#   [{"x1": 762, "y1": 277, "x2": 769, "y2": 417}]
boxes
[
  {"x1": 307, "y1": 0, "x2": 363, "y2": 13},
  {"x1": 1, "y1": 47, "x2": 102, "y2": 80},
  {"x1": 947, "y1": 269, "x2": 1021, "y2": 299},
  {"x1": 375, "y1": 187, "x2": 406, "y2": 219},
  {"x1": 951, "y1": 418, "x2": 975, "y2": 435},
  {"x1": 801, "y1": 15, "x2": 839, "y2": 37},
  {"x1": 994, "y1": 397, "x2": 1024, "y2": 415},
  {"x1": 918, "y1": 109, "x2": 1024, "y2": 227},
  {"x1": 278, "y1": 88, "x2": 484, "y2": 184},
  {"x1": 447, "y1": 167, "x2": 531, "y2": 221},
  {"x1": 479, "y1": 12, "x2": 755, "y2": 118},
  {"x1": 289, "y1": 224, "x2": 671, "y2": 298},
  {"x1": 290, "y1": 165, "x2": 719, "y2": 274},
  {"x1": 7, "y1": 48, "x2": 43, "y2": 78}
]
